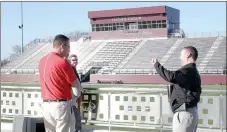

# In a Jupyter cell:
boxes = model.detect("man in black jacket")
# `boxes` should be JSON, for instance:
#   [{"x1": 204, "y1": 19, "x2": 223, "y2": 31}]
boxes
[
  {"x1": 69, "y1": 54, "x2": 83, "y2": 132},
  {"x1": 70, "y1": 54, "x2": 81, "y2": 82},
  {"x1": 152, "y1": 46, "x2": 201, "y2": 132}
]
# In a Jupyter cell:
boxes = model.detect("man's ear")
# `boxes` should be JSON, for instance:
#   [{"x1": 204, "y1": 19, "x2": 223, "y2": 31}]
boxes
[
  {"x1": 186, "y1": 52, "x2": 192, "y2": 58},
  {"x1": 183, "y1": 49, "x2": 190, "y2": 58},
  {"x1": 60, "y1": 43, "x2": 64, "y2": 49}
]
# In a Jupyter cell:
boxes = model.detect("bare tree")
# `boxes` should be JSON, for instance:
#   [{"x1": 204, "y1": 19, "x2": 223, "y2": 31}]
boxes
[
  {"x1": 12, "y1": 45, "x2": 22, "y2": 54},
  {"x1": 1, "y1": 59, "x2": 9, "y2": 66}
]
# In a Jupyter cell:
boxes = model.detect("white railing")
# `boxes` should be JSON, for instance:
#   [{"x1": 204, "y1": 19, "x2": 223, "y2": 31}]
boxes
[
  {"x1": 1, "y1": 86, "x2": 226, "y2": 131},
  {"x1": 183, "y1": 31, "x2": 226, "y2": 38}
]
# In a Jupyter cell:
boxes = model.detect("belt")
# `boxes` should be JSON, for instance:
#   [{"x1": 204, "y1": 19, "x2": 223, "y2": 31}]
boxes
[
  {"x1": 174, "y1": 103, "x2": 197, "y2": 113},
  {"x1": 43, "y1": 99, "x2": 70, "y2": 102}
]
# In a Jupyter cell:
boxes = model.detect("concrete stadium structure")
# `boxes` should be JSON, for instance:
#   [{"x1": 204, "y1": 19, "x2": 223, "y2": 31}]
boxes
[
  {"x1": 1, "y1": 5, "x2": 226, "y2": 132},
  {"x1": 1, "y1": 35, "x2": 226, "y2": 85},
  {"x1": 88, "y1": 6, "x2": 181, "y2": 40}
]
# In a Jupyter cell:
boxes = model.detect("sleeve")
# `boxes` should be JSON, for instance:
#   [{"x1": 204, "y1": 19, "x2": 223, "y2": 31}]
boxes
[
  {"x1": 154, "y1": 61, "x2": 187, "y2": 85},
  {"x1": 62, "y1": 61, "x2": 77, "y2": 84}
]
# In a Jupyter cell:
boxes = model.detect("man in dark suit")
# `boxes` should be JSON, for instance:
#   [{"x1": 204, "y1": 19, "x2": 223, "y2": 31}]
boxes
[
  {"x1": 152, "y1": 46, "x2": 201, "y2": 132},
  {"x1": 69, "y1": 54, "x2": 83, "y2": 132},
  {"x1": 69, "y1": 54, "x2": 81, "y2": 83}
]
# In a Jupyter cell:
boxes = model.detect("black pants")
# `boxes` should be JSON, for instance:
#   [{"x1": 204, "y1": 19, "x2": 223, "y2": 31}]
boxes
[{"x1": 72, "y1": 106, "x2": 82, "y2": 132}]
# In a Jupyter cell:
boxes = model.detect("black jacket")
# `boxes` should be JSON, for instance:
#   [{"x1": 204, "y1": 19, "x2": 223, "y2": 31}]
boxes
[
  {"x1": 154, "y1": 62, "x2": 201, "y2": 112},
  {"x1": 73, "y1": 67, "x2": 81, "y2": 83}
]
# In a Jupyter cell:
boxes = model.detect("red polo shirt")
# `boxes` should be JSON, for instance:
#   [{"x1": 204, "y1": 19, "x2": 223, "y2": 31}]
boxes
[{"x1": 39, "y1": 52, "x2": 77, "y2": 100}]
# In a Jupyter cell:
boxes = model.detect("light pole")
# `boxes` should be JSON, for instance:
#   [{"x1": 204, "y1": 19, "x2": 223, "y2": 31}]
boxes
[{"x1": 18, "y1": 2, "x2": 24, "y2": 55}]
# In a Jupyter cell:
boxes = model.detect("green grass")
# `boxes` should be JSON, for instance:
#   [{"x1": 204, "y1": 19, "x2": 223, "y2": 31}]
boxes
[
  {"x1": 1, "y1": 82, "x2": 226, "y2": 90},
  {"x1": 1, "y1": 82, "x2": 226, "y2": 96}
]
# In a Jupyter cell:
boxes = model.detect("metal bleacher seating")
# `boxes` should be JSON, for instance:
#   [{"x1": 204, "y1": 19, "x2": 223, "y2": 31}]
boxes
[
  {"x1": 9, "y1": 41, "x2": 102, "y2": 74},
  {"x1": 1, "y1": 43, "x2": 46, "y2": 71},
  {"x1": 163, "y1": 37, "x2": 217, "y2": 69},
  {"x1": 80, "y1": 41, "x2": 140, "y2": 72},
  {"x1": 71, "y1": 41, "x2": 102, "y2": 65},
  {"x1": 1, "y1": 36, "x2": 226, "y2": 75},
  {"x1": 16, "y1": 41, "x2": 101, "y2": 70},
  {"x1": 119, "y1": 39, "x2": 177, "y2": 70},
  {"x1": 205, "y1": 37, "x2": 226, "y2": 69},
  {"x1": 17, "y1": 43, "x2": 53, "y2": 70}
]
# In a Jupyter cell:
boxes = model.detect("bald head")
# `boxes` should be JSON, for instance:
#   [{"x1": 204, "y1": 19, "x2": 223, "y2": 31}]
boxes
[{"x1": 180, "y1": 46, "x2": 198, "y2": 66}]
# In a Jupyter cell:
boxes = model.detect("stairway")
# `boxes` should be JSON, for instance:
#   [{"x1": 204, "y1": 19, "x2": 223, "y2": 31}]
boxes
[
  {"x1": 114, "y1": 39, "x2": 148, "y2": 71},
  {"x1": 198, "y1": 36, "x2": 224, "y2": 71},
  {"x1": 160, "y1": 38, "x2": 184, "y2": 65}
]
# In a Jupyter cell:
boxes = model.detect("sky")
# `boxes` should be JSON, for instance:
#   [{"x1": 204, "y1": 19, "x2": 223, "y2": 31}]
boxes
[{"x1": 1, "y1": 2, "x2": 226, "y2": 60}]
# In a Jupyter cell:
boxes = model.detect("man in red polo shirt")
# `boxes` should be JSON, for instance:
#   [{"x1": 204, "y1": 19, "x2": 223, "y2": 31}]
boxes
[{"x1": 39, "y1": 34, "x2": 82, "y2": 132}]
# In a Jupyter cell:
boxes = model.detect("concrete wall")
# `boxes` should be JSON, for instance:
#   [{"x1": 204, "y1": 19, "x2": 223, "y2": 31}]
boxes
[
  {"x1": 1, "y1": 74, "x2": 226, "y2": 85},
  {"x1": 90, "y1": 74, "x2": 227, "y2": 85},
  {"x1": 1, "y1": 74, "x2": 39, "y2": 83},
  {"x1": 91, "y1": 28, "x2": 168, "y2": 40}
]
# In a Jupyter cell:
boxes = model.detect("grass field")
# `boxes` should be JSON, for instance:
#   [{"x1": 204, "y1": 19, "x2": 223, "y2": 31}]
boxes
[
  {"x1": 1, "y1": 82, "x2": 226, "y2": 96},
  {"x1": 1, "y1": 82, "x2": 226, "y2": 90}
]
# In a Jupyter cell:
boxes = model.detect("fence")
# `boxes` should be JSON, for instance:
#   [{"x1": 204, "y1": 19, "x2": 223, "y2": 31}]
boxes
[
  {"x1": 95, "y1": 68, "x2": 227, "y2": 75},
  {"x1": 171, "y1": 31, "x2": 226, "y2": 38},
  {"x1": 1, "y1": 86, "x2": 226, "y2": 131},
  {"x1": 2, "y1": 68, "x2": 225, "y2": 75}
]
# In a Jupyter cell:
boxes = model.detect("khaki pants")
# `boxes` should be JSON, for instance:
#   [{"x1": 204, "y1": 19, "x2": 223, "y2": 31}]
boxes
[
  {"x1": 41, "y1": 101, "x2": 75, "y2": 132},
  {"x1": 172, "y1": 107, "x2": 198, "y2": 132}
]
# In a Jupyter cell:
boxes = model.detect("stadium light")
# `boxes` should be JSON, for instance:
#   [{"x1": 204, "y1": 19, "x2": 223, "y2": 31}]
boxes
[{"x1": 18, "y1": 2, "x2": 24, "y2": 55}]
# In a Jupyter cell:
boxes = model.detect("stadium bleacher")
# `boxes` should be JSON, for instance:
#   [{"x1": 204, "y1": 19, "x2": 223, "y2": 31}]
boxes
[
  {"x1": 1, "y1": 43, "x2": 46, "y2": 71},
  {"x1": 205, "y1": 37, "x2": 226, "y2": 69},
  {"x1": 71, "y1": 41, "x2": 102, "y2": 65},
  {"x1": 164, "y1": 37, "x2": 217, "y2": 69},
  {"x1": 117, "y1": 39, "x2": 177, "y2": 70},
  {"x1": 17, "y1": 43, "x2": 52, "y2": 70},
  {"x1": 78, "y1": 40, "x2": 140, "y2": 73},
  {"x1": 1, "y1": 35, "x2": 226, "y2": 75}
]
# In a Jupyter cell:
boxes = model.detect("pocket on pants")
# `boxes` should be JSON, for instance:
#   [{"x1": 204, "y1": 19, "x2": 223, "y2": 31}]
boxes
[
  {"x1": 177, "y1": 112, "x2": 181, "y2": 123},
  {"x1": 178, "y1": 111, "x2": 194, "y2": 125},
  {"x1": 55, "y1": 102, "x2": 70, "y2": 121}
]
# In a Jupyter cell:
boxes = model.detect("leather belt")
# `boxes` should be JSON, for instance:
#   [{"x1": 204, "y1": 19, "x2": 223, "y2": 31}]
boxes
[{"x1": 43, "y1": 99, "x2": 70, "y2": 102}]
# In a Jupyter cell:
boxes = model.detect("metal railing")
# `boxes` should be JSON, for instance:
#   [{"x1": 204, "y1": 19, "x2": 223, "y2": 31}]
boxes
[
  {"x1": 1, "y1": 86, "x2": 226, "y2": 131},
  {"x1": 1, "y1": 68, "x2": 226, "y2": 75},
  {"x1": 96, "y1": 68, "x2": 227, "y2": 75},
  {"x1": 186, "y1": 31, "x2": 226, "y2": 38},
  {"x1": 170, "y1": 31, "x2": 226, "y2": 38}
]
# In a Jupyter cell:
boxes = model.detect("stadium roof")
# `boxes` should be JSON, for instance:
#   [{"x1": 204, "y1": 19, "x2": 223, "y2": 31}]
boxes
[{"x1": 88, "y1": 5, "x2": 168, "y2": 18}]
